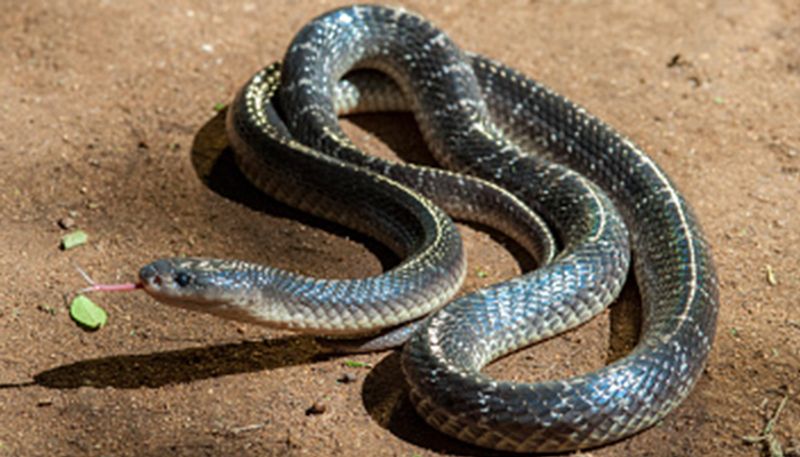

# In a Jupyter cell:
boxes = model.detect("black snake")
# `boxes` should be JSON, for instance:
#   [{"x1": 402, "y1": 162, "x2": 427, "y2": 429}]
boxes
[{"x1": 137, "y1": 5, "x2": 719, "y2": 452}]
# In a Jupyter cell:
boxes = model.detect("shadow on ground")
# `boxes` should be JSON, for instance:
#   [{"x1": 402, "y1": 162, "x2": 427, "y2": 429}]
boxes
[{"x1": 32, "y1": 335, "x2": 324, "y2": 389}]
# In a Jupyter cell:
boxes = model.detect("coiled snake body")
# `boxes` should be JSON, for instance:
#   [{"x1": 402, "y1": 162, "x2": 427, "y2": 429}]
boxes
[{"x1": 139, "y1": 5, "x2": 719, "y2": 452}]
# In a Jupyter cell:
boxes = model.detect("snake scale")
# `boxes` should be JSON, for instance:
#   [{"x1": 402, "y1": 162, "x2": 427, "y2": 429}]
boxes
[{"x1": 137, "y1": 5, "x2": 719, "y2": 452}]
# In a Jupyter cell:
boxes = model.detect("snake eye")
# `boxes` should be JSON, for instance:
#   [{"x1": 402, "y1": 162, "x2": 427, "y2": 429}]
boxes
[{"x1": 174, "y1": 272, "x2": 192, "y2": 287}]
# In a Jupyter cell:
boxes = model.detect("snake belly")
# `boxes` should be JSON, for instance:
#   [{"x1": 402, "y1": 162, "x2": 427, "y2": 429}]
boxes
[{"x1": 272, "y1": 5, "x2": 719, "y2": 453}]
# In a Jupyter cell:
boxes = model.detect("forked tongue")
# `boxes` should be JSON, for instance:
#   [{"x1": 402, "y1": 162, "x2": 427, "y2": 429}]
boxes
[
  {"x1": 78, "y1": 282, "x2": 142, "y2": 294},
  {"x1": 73, "y1": 263, "x2": 143, "y2": 294}
]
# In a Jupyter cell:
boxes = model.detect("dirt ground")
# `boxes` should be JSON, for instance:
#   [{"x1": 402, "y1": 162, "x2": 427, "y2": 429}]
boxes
[{"x1": 1, "y1": 0, "x2": 798, "y2": 456}]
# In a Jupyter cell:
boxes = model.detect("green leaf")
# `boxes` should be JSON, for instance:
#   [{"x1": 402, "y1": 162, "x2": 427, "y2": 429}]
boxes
[
  {"x1": 342, "y1": 360, "x2": 371, "y2": 368},
  {"x1": 69, "y1": 295, "x2": 108, "y2": 330},
  {"x1": 61, "y1": 230, "x2": 88, "y2": 250},
  {"x1": 213, "y1": 102, "x2": 226, "y2": 112}
]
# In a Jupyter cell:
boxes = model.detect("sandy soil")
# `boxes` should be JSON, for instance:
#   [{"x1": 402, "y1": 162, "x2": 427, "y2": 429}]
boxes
[{"x1": 1, "y1": 0, "x2": 798, "y2": 456}]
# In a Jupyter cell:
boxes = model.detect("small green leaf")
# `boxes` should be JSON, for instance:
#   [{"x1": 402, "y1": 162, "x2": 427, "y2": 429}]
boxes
[
  {"x1": 342, "y1": 360, "x2": 371, "y2": 368},
  {"x1": 69, "y1": 295, "x2": 108, "y2": 330},
  {"x1": 60, "y1": 230, "x2": 88, "y2": 250},
  {"x1": 213, "y1": 102, "x2": 226, "y2": 112},
  {"x1": 475, "y1": 268, "x2": 489, "y2": 278}
]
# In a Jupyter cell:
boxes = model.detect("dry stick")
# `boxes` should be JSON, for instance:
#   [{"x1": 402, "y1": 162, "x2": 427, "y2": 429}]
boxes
[
  {"x1": 743, "y1": 393, "x2": 791, "y2": 457},
  {"x1": 229, "y1": 422, "x2": 269, "y2": 434}
]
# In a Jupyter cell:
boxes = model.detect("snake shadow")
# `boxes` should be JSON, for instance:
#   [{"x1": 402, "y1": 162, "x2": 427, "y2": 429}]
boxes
[{"x1": 28, "y1": 335, "x2": 327, "y2": 389}]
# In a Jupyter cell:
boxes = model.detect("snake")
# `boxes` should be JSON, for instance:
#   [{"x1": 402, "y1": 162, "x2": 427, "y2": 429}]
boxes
[{"x1": 134, "y1": 5, "x2": 719, "y2": 453}]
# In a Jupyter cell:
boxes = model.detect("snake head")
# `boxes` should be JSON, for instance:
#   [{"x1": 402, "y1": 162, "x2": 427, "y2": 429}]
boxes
[
  {"x1": 139, "y1": 257, "x2": 340, "y2": 331},
  {"x1": 139, "y1": 258, "x2": 251, "y2": 314}
]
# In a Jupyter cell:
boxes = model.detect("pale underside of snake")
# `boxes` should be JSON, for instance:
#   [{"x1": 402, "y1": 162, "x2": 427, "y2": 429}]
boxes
[{"x1": 115, "y1": 4, "x2": 719, "y2": 453}]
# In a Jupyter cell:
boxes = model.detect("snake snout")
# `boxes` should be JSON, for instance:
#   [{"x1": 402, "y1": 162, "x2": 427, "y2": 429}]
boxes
[
  {"x1": 139, "y1": 259, "x2": 176, "y2": 289},
  {"x1": 138, "y1": 258, "x2": 241, "y2": 313}
]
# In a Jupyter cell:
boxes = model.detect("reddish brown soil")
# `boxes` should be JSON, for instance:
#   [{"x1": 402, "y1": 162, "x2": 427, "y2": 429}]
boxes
[{"x1": 1, "y1": 1, "x2": 798, "y2": 456}]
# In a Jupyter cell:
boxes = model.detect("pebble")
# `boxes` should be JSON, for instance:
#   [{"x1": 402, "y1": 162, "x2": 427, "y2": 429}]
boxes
[
  {"x1": 306, "y1": 401, "x2": 327, "y2": 415},
  {"x1": 338, "y1": 373, "x2": 357, "y2": 384},
  {"x1": 57, "y1": 216, "x2": 75, "y2": 230}
]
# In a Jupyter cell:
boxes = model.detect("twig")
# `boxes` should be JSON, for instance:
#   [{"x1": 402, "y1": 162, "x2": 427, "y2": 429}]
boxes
[
  {"x1": 229, "y1": 421, "x2": 269, "y2": 435},
  {"x1": 742, "y1": 393, "x2": 790, "y2": 457}
]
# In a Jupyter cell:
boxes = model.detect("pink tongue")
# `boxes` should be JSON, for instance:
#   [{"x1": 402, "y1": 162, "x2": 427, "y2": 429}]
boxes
[{"x1": 79, "y1": 282, "x2": 143, "y2": 293}]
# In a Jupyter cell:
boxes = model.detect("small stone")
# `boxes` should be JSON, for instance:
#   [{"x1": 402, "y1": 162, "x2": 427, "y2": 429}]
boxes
[
  {"x1": 338, "y1": 373, "x2": 357, "y2": 384},
  {"x1": 57, "y1": 217, "x2": 75, "y2": 230},
  {"x1": 765, "y1": 264, "x2": 777, "y2": 286},
  {"x1": 306, "y1": 401, "x2": 327, "y2": 415}
]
